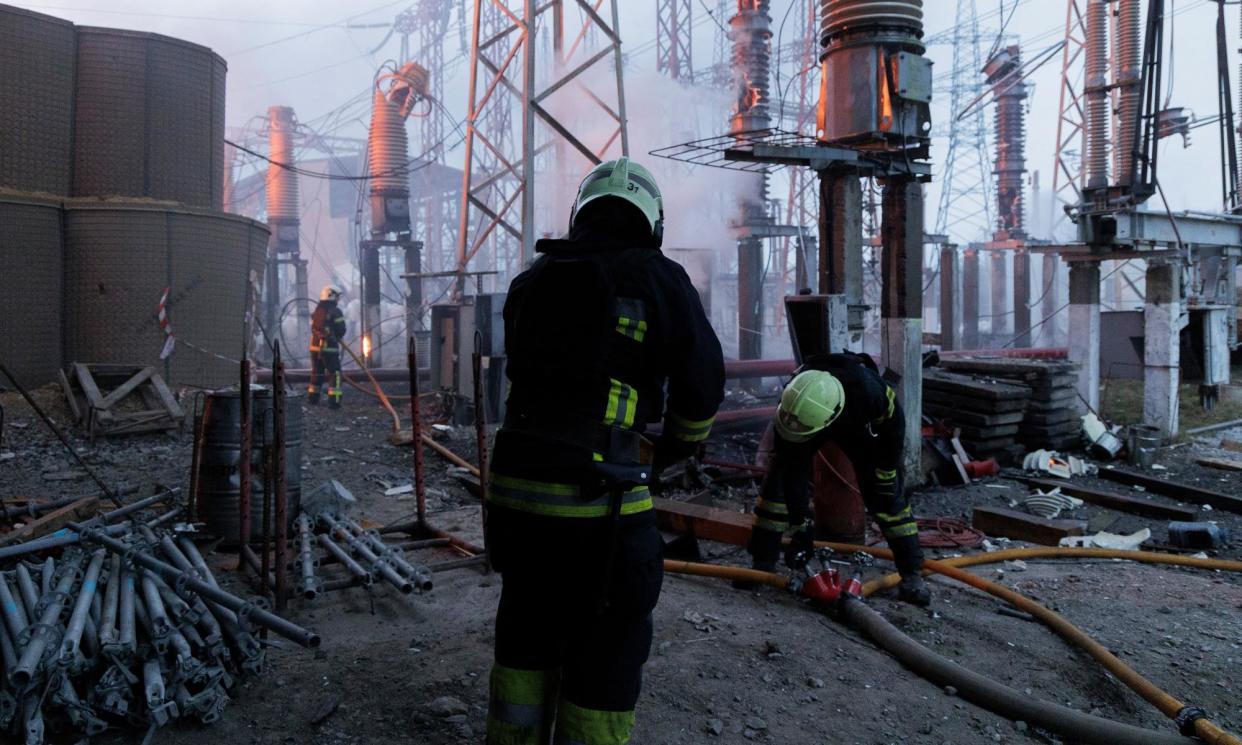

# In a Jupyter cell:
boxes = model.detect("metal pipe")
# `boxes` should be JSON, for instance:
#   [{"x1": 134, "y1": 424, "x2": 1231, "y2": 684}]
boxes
[
  {"x1": 141, "y1": 573, "x2": 173, "y2": 653},
  {"x1": 0, "y1": 574, "x2": 28, "y2": 643},
  {"x1": 58, "y1": 549, "x2": 105, "y2": 664},
  {"x1": 38, "y1": 557, "x2": 53, "y2": 596},
  {"x1": 11, "y1": 553, "x2": 84, "y2": 688},
  {"x1": 319, "y1": 514, "x2": 410, "y2": 593},
  {"x1": 239, "y1": 358, "x2": 253, "y2": 555},
  {"x1": 296, "y1": 514, "x2": 320, "y2": 600},
  {"x1": 343, "y1": 519, "x2": 432, "y2": 592},
  {"x1": 117, "y1": 564, "x2": 136, "y2": 655},
  {"x1": 70, "y1": 525, "x2": 319, "y2": 647},
  {"x1": 408, "y1": 337, "x2": 427, "y2": 523},
  {"x1": 315, "y1": 533, "x2": 372, "y2": 585},
  {"x1": 100, "y1": 488, "x2": 178, "y2": 523},
  {"x1": 14, "y1": 565, "x2": 39, "y2": 624},
  {"x1": 273, "y1": 344, "x2": 289, "y2": 613},
  {"x1": 97, "y1": 553, "x2": 120, "y2": 648}
]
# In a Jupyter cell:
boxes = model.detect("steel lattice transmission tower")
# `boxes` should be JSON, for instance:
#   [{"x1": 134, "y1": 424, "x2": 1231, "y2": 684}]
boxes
[
  {"x1": 412, "y1": 0, "x2": 458, "y2": 276},
  {"x1": 778, "y1": 0, "x2": 819, "y2": 300},
  {"x1": 456, "y1": 0, "x2": 630, "y2": 291},
  {"x1": 1049, "y1": 0, "x2": 1089, "y2": 237},
  {"x1": 933, "y1": 0, "x2": 994, "y2": 244},
  {"x1": 656, "y1": 0, "x2": 693, "y2": 81}
]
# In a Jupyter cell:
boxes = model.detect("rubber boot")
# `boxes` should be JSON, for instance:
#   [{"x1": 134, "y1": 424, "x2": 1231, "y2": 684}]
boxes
[
  {"x1": 307, "y1": 393, "x2": 320, "y2": 405},
  {"x1": 888, "y1": 533, "x2": 931, "y2": 607},
  {"x1": 735, "y1": 527, "x2": 783, "y2": 590}
]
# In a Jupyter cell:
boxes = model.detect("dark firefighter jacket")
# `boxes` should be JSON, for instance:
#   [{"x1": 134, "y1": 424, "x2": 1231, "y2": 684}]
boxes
[
  {"x1": 489, "y1": 211, "x2": 726, "y2": 520},
  {"x1": 310, "y1": 301, "x2": 347, "y2": 354}
]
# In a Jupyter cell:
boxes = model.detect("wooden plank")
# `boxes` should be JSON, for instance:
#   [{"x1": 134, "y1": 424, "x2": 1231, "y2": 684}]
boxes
[
  {"x1": 0, "y1": 496, "x2": 98, "y2": 546},
  {"x1": 72, "y1": 363, "x2": 106, "y2": 407},
  {"x1": 1012, "y1": 476, "x2": 1198, "y2": 520},
  {"x1": 148, "y1": 373, "x2": 184, "y2": 420},
  {"x1": 1220, "y1": 439, "x2": 1242, "y2": 453},
  {"x1": 972, "y1": 505, "x2": 1086, "y2": 546},
  {"x1": 1097, "y1": 468, "x2": 1242, "y2": 514},
  {"x1": 940, "y1": 358, "x2": 1077, "y2": 377},
  {"x1": 57, "y1": 368, "x2": 81, "y2": 423},
  {"x1": 654, "y1": 497, "x2": 752, "y2": 547},
  {"x1": 1195, "y1": 457, "x2": 1242, "y2": 473},
  {"x1": 957, "y1": 423, "x2": 1020, "y2": 440},
  {"x1": 98, "y1": 367, "x2": 154, "y2": 410}
]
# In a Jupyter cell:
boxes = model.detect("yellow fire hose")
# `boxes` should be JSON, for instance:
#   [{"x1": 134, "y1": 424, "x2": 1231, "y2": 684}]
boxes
[{"x1": 664, "y1": 544, "x2": 1242, "y2": 745}]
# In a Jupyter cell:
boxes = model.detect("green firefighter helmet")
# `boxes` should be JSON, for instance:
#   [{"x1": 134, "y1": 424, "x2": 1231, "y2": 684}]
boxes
[
  {"x1": 570, "y1": 157, "x2": 664, "y2": 243},
  {"x1": 773, "y1": 370, "x2": 845, "y2": 443}
]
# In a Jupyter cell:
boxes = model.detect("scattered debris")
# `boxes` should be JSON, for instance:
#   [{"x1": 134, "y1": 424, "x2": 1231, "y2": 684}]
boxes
[
  {"x1": 973, "y1": 505, "x2": 1086, "y2": 546},
  {"x1": 384, "y1": 484, "x2": 415, "y2": 497},
  {"x1": 682, "y1": 610, "x2": 724, "y2": 633},
  {"x1": 1060, "y1": 528, "x2": 1152, "y2": 551},
  {"x1": 1167, "y1": 521, "x2": 1230, "y2": 550},
  {"x1": 1020, "y1": 488, "x2": 1083, "y2": 519},
  {"x1": 1081, "y1": 413, "x2": 1123, "y2": 459},
  {"x1": 1021, "y1": 449, "x2": 1095, "y2": 478},
  {"x1": 1195, "y1": 456, "x2": 1242, "y2": 473},
  {"x1": 1125, "y1": 424, "x2": 1162, "y2": 468}
]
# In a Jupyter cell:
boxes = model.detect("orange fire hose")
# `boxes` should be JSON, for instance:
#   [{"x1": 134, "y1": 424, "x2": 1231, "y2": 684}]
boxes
[{"x1": 664, "y1": 544, "x2": 1242, "y2": 745}]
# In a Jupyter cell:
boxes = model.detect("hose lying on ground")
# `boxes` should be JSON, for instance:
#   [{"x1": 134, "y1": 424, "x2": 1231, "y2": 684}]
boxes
[
  {"x1": 838, "y1": 597, "x2": 1194, "y2": 745},
  {"x1": 664, "y1": 544, "x2": 1242, "y2": 745}
]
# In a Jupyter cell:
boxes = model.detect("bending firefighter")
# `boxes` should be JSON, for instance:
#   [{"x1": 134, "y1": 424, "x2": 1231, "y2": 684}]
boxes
[
  {"x1": 485, "y1": 157, "x2": 725, "y2": 745},
  {"x1": 308, "y1": 285, "x2": 347, "y2": 409},
  {"x1": 747, "y1": 353, "x2": 931, "y2": 607}
]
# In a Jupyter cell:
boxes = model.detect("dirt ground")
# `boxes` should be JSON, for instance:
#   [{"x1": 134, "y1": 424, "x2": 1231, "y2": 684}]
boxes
[{"x1": 1, "y1": 381, "x2": 1240, "y2": 745}]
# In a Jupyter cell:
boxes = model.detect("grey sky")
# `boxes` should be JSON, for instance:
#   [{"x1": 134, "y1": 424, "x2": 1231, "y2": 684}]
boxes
[{"x1": 10, "y1": 0, "x2": 1231, "y2": 238}]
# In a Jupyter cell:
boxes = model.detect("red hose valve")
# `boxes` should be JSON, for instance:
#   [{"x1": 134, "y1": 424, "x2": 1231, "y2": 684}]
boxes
[{"x1": 799, "y1": 567, "x2": 842, "y2": 605}]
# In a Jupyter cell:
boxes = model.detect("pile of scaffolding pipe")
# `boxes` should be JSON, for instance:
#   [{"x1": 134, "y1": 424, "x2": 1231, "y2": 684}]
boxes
[
  {"x1": 307, "y1": 513, "x2": 433, "y2": 597},
  {"x1": 0, "y1": 522, "x2": 307, "y2": 745}
]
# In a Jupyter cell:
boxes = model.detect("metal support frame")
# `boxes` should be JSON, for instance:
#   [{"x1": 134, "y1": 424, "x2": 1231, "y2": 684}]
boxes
[
  {"x1": 656, "y1": 0, "x2": 693, "y2": 81},
  {"x1": 456, "y1": 0, "x2": 630, "y2": 294},
  {"x1": 1050, "y1": 0, "x2": 1089, "y2": 234}
]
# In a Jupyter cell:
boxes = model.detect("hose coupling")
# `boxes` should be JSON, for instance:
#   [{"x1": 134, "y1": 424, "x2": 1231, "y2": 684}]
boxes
[{"x1": 1174, "y1": 705, "x2": 1208, "y2": 736}]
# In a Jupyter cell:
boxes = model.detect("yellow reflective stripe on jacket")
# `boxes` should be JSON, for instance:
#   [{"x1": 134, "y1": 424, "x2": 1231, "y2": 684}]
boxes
[
  {"x1": 664, "y1": 411, "x2": 715, "y2": 443},
  {"x1": 489, "y1": 474, "x2": 652, "y2": 518},
  {"x1": 875, "y1": 506, "x2": 912, "y2": 524},
  {"x1": 875, "y1": 467, "x2": 898, "y2": 482},
  {"x1": 603, "y1": 379, "x2": 637, "y2": 428},
  {"x1": 552, "y1": 699, "x2": 635, "y2": 745},
  {"x1": 870, "y1": 387, "x2": 896, "y2": 428},
  {"x1": 615, "y1": 316, "x2": 647, "y2": 342}
]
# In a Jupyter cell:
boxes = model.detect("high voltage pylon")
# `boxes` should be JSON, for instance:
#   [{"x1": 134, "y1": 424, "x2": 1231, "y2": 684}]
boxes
[
  {"x1": 1049, "y1": 0, "x2": 1089, "y2": 238},
  {"x1": 934, "y1": 0, "x2": 995, "y2": 245},
  {"x1": 656, "y1": 0, "x2": 693, "y2": 81},
  {"x1": 456, "y1": 0, "x2": 629, "y2": 293}
]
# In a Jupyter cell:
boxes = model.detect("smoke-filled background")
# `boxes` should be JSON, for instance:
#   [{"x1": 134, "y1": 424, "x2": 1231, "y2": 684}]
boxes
[{"x1": 10, "y1": 0, "x2": 1235, "y2": 357}]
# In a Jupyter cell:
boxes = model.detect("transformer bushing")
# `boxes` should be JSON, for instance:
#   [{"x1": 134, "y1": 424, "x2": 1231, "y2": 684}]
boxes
[
  {"x1": 1113, "y1": 0, "x2": 1142, "y2": 188},
  {"x1": 265, "y1": 106, "x2": 309, "y2": 358},
  {"x1": 367, "y1": 89, "x2": 412, "y2": 235},
  {"x1": 1084, "y1": 0, "x2": 1110, "y2": 192},
  {"x1": 817, "y1": 0, "x2": 931, "y2": 152},
  {"x1": 984, "y1": 45, "x2": 1027, "y2": 240},
  {"x1": 730, "y1": 0, "x2": 774, "y2": 365}
]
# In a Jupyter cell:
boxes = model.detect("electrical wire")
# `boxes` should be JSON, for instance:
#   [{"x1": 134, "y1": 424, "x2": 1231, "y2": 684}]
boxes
[{"x1": 225, "y1": 0, "x2": 412, "y2": 56}]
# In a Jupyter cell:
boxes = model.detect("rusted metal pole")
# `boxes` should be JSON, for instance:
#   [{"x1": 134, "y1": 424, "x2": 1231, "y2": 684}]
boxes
[
  {"x1": 407, "y1": 337, "x2": 427, "y2": 524},
  {"x1": 472, "y1": 333, "x2": 490, "y2": 569},
  {"x1": 272, "y1": 342, "x2": 289, "y2": 613},
  {"x1": 239, "y1": 358, "x2": 253, "y2": 560}
]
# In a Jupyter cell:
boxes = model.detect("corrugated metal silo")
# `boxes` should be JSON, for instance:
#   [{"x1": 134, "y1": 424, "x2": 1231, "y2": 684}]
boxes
[
  {"x1": 72, "y1": 28, "x2": 226, "y2": 209},
  {"x1": 0, "y1": 196, "x2": 64, "y2": 383},
  {"x1": 0, "y1": 6, "x2": 76, "y2": 195}
]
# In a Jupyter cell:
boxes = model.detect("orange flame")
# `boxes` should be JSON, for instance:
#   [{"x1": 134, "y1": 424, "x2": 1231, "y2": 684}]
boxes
[{"x1": 362, "y1": 335, "x2": 373, "y2": 360}]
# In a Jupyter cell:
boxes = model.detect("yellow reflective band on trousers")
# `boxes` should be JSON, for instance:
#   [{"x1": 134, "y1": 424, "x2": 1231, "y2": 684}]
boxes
[
  {"x1": 664, "y1": 411, "x2": 715, "y2": 443},
  {"x1": 754, "y1": 498, "x2": 789, "y2": 532},
  {"x1": 553, "y1": 699, "x2": 635, "y2": 745},
  {"x1": 883, "y1": 521, "x2": 919, "y2": 538},
  {"x1": 603, "y1": 379, "x2": 637, "y2": 428},
  {"x1": 489, "y1": 474, "x2": 653, "y2": 518},
  {"x1": 329, "y1": 372, "x2": 342, "y2": 401},
  {"x1": 487, "y1": 665, "x2": 557, "y2": 745}
]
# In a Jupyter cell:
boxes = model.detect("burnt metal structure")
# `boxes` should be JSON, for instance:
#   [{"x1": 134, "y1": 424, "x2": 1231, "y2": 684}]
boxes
[
  {"x1": 657, "y1": 0, "x2": 694, "y2": 81},
  {"x1": 456, "y1": 0, "x2": 630, "y2": 295}
]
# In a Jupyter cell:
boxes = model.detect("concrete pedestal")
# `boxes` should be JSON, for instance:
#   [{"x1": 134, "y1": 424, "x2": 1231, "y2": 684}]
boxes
[
  {"x1": 1068, "y1": 261, "x2": 1101, "y2": 412},
  {"x1": 1143, "y1": 260, "x2": 1182, "y2": 437}
]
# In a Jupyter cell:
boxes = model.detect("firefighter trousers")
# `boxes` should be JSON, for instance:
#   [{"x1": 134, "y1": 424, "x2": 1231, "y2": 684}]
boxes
[
  {"x1": 485, "y1": 505, "x2": 663, "y2": 745},
  {"x1": 308, "y1": 349, "x2": 342, "y2": 404}
]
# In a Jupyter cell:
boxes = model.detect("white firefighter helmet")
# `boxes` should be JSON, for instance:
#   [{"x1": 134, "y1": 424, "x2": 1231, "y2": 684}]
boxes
[{"x1": 320, "y1": 285, "x2": 342, "y2": 302}]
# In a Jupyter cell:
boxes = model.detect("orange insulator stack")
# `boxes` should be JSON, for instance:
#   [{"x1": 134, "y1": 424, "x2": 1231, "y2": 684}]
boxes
[
  {"x1": 265, "y1": 106, "x2": 299, "y2": 224},
  {"x1": 367, "y1": 89, "x2": 410, "y2": 234}
]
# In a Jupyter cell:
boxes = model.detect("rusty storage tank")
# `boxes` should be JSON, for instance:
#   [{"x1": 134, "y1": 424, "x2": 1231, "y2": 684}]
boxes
[
  {"x1": 62, "y1": 202, "x2": 269, "y2": 387},
  {"x1": 0, "y1": 6, "x2": 76, "y2": 195},
  {"x1": 73, "y1": 27, "x2": 226, "y2": 209},
  {"x1": 0, "y1": 195, "x2": 66, "y2": 384},
  {"x1": 194, "y1": 387, "x2": 304, "y2": 544}
]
